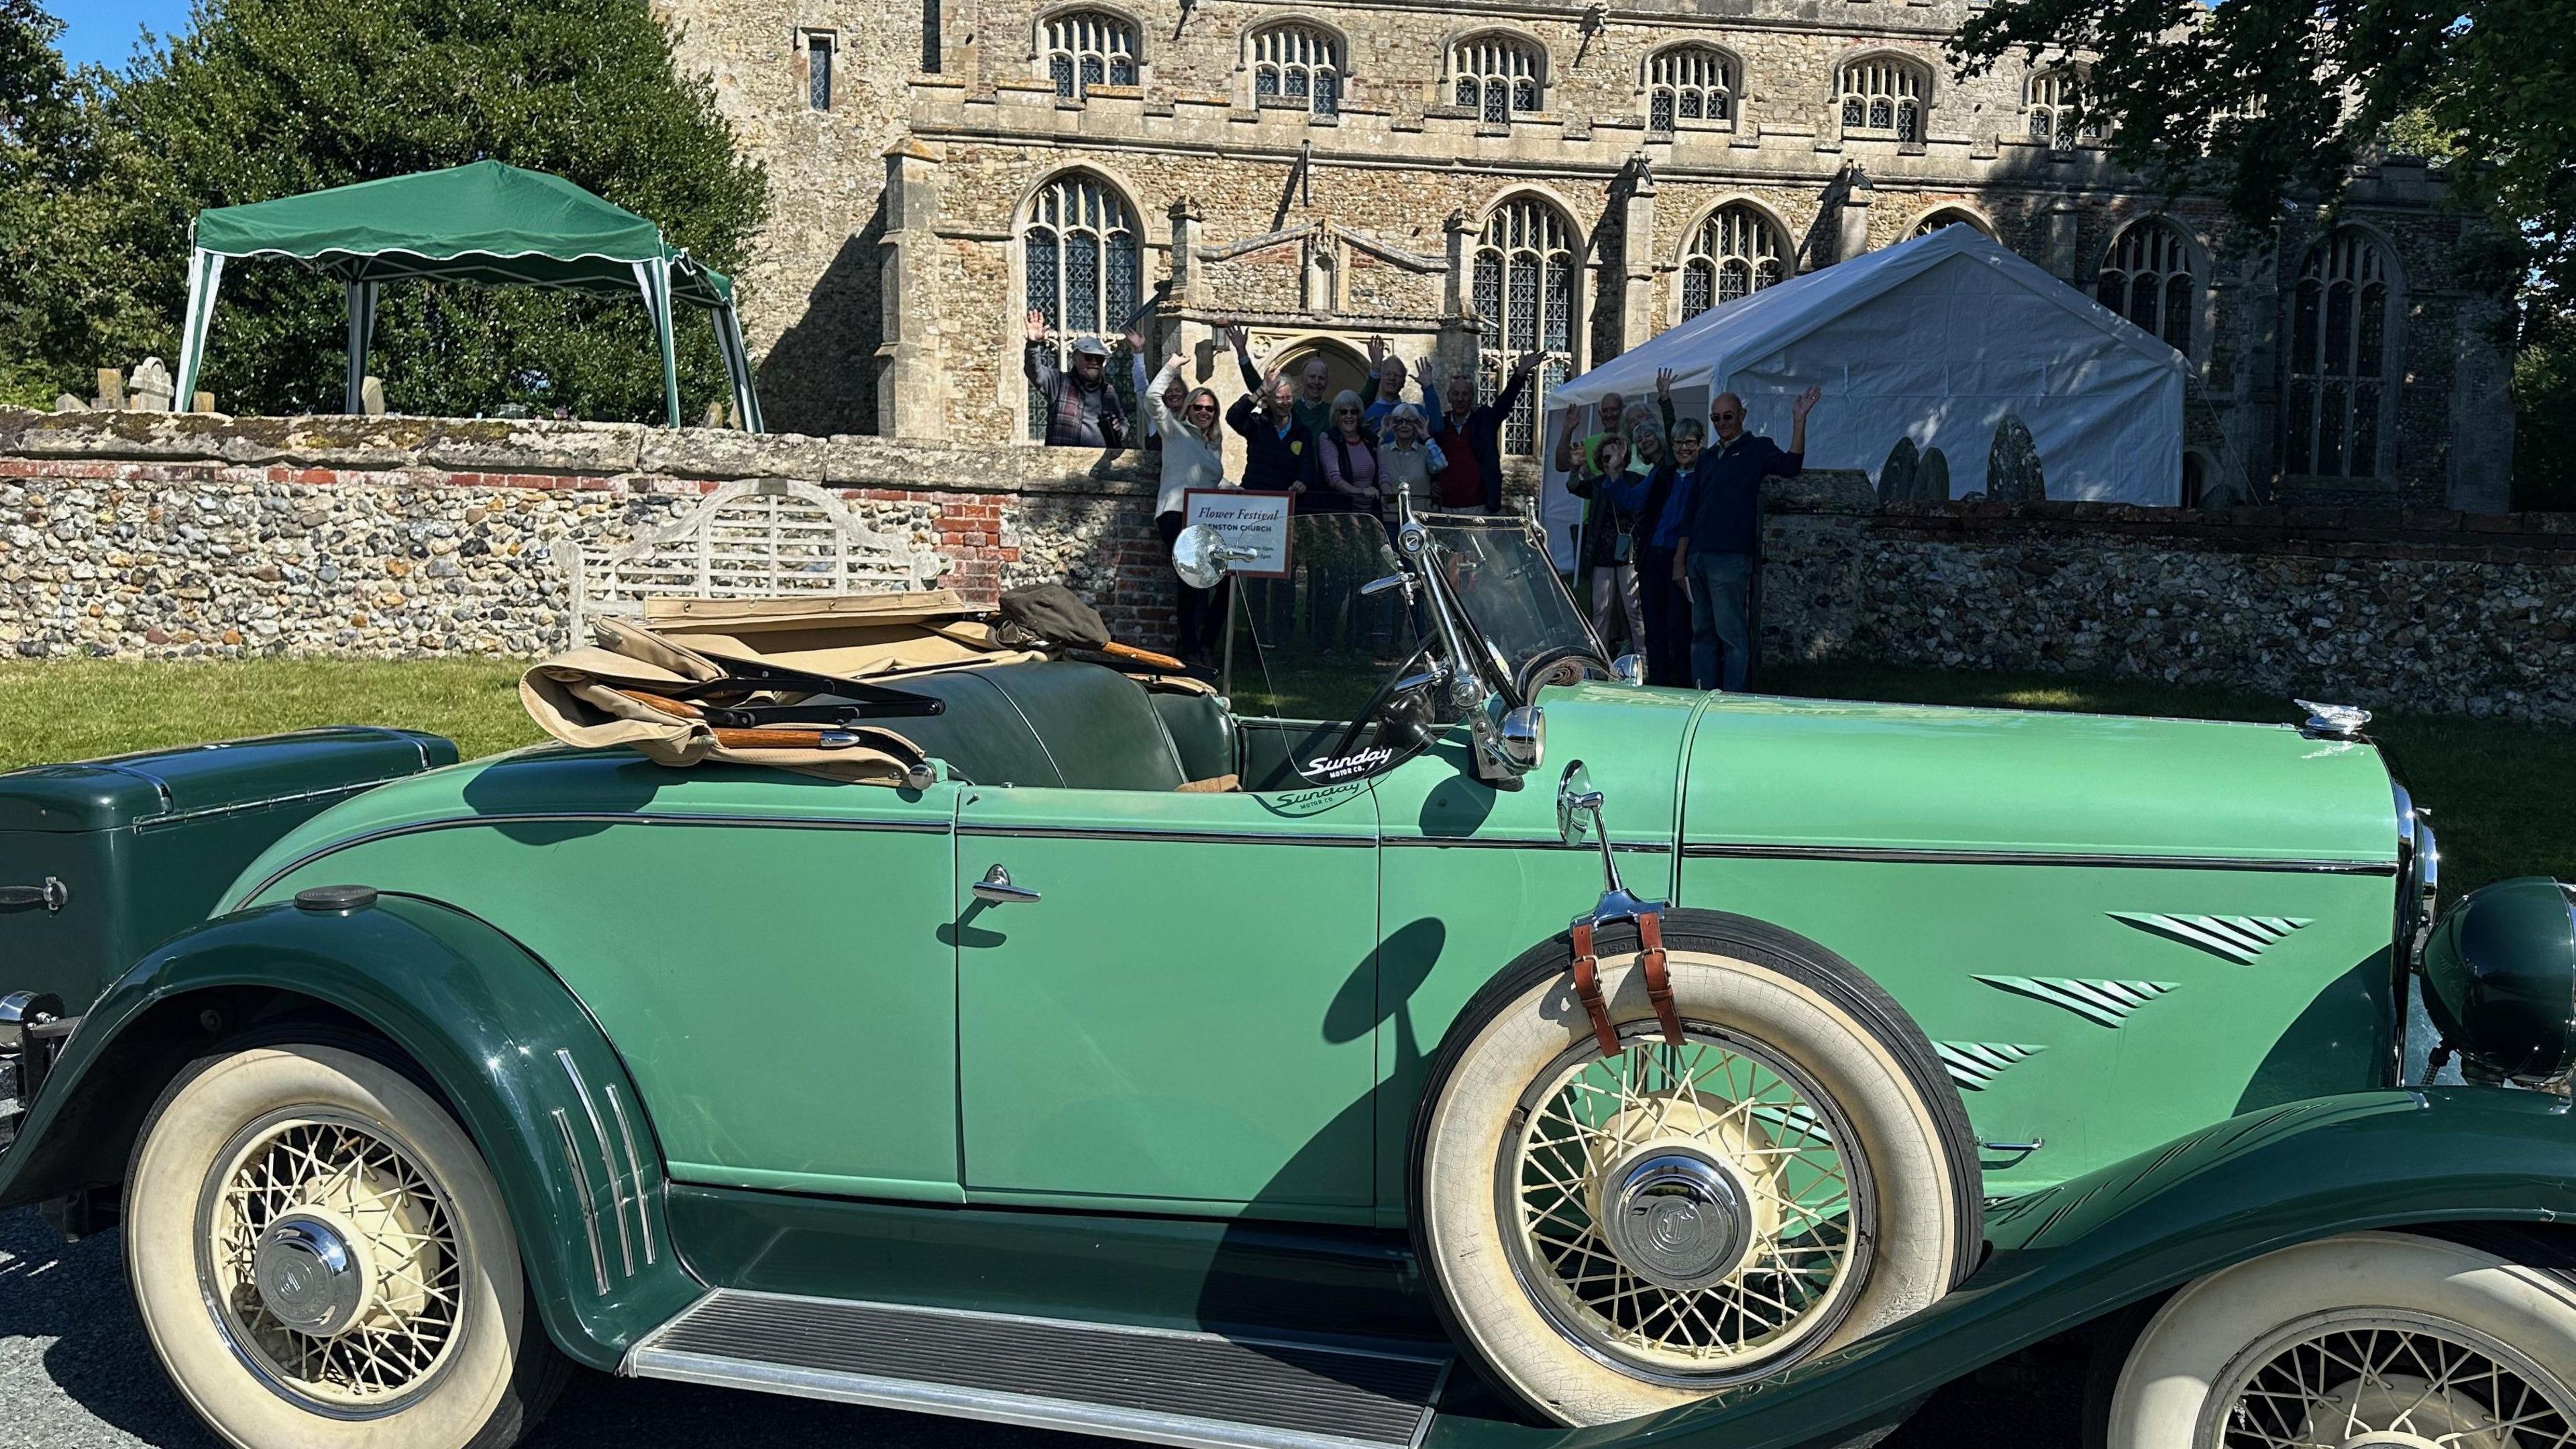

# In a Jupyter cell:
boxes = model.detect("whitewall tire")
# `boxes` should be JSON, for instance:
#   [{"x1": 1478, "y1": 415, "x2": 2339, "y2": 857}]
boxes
[
  {"x1": 124, "y1": 1040, "x2": 565, "y2": 1449},
  {"x1": 1412, "y1": 913, "x2": 1980, "y2": 1426},
  {"x1": 2108, "y1": 1230, "x2": 2576, "y2": 1449}
]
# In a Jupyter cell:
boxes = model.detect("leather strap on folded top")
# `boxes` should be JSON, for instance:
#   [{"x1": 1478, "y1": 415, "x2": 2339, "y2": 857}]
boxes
[
  {"x1": 1637, "y1": 910, "x2": 1684, "y2": 1046},
  {"x1": 1567, "y1": 920, "x2": 1621, "y2": 1057}
]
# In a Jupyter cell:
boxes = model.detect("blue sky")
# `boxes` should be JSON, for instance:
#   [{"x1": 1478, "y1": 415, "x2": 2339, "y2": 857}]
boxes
[{"x1": 47, "y1": 0, "x2": 191, "y2": 70}]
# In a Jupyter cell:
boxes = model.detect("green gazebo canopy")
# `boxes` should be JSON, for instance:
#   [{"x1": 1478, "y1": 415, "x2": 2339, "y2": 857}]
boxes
[{"x1": 172, "y1": 160, "x2": 763, "y2": 430}]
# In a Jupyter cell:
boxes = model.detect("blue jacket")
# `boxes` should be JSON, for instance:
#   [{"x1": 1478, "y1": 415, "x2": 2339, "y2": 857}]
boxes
[{"x1": 1682, "y1": 433, "x2": 1802, "y2": 559}]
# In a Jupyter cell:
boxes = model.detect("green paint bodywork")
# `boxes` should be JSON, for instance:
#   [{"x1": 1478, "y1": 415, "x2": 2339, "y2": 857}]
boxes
[
  {"x1": 0, "y1": 893, "x2": 700, "y2": 1368},
  {"x1": 2, "y1": 664, "x2": 2492, "y2": 1420}
]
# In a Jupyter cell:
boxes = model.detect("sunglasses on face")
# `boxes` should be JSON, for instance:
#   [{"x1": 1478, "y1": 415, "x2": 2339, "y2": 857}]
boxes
[{"x1": 1187, "y1": 401, "x2": 1218, "y2": 414}]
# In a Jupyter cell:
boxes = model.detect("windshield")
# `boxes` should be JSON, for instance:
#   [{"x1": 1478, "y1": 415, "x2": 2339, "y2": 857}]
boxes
[{"x1": 1420, "y1": 514, "x2": 1608, "y2": 701}]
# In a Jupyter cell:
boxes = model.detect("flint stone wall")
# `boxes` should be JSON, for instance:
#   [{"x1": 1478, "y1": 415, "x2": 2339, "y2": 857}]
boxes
[
  {"x1": 4, "y1": 411, "x2": 2572, "y2": 725},
  {"x1": 1761, "y1": 483, "x2": 2576, "y2": 723}
]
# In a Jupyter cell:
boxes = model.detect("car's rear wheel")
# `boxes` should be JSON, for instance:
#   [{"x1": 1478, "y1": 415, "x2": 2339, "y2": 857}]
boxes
[
  {"x1": 1412, "y1": 912, "x2": 1982, "y2": 1426},
  {"x1": 2106, "y1": 1231, "x2": 2576, "y2": 1449},
  {"x1": 125, "y1": 1040, "x2": 565, "y2": 1449}
]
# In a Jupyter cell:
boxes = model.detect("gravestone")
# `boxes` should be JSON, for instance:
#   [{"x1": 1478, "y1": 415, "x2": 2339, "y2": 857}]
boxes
[
  {"x1": 1917, "y1": 446, "x2": 1951, "y2": 502},
  {"x1": 192, "y1": 391, "x2": 215, "y2": 415},
  {"x1": 53, "y1": 394, "x2": 81, "y2": 413},
  {"x1": 92, "y1": 368, "x2": 123, "y2": 411},
  {"x1": 127, "y1": 358, "x2": 174, "y2": 412},
  {"x1": 1986, "y1": 413, "x2": 2045, "y2": 503},
  {"x1": 361, "y1": 376, "x2": 386, "y2": 416},
  {"x1": 1877, "y1": 436, "x2": 1919, "y2": 504}
]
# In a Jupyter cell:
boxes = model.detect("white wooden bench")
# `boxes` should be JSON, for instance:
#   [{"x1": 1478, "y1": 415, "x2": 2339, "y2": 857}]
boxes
[{"x1": 567, "y1": 478, "x2": 947, "y2": 642}]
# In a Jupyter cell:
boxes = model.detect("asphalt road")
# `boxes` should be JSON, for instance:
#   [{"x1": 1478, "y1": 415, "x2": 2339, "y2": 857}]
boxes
[{"x1": 0, "y1": 1206, "x2": 2083, "y2": 1449}]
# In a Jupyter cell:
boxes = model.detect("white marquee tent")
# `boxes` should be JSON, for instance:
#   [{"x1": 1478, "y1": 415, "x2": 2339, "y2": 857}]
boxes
[{"x1": 1543, "y1": 225, "x2": 2185, "y2": 563}]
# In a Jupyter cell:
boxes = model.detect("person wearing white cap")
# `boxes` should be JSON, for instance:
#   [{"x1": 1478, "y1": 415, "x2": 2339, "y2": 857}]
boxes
[{"x1": 1023, "y1": 310, "x2": 1130, "y2": 449}]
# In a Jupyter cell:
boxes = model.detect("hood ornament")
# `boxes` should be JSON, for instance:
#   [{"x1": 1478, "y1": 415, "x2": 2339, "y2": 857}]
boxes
[{"x1": 2294, "y1": 699, "x2": 2371, "y2": 741}]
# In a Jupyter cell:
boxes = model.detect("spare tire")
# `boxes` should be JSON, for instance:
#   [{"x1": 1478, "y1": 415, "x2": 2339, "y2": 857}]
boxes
[{"x1": 1409, "y1": 910, "x2": 1982, "y2": 1426}]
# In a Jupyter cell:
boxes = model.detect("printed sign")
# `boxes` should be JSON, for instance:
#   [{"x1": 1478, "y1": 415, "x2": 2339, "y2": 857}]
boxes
[{"x1": 1183, "y1": 488, "x2": 1293, "y2": 580}]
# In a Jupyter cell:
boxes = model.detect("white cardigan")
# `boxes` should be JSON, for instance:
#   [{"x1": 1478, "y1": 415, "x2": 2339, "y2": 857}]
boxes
[{"x1": 1144, "y1": 359, "x2": 1232, "y2": 516}]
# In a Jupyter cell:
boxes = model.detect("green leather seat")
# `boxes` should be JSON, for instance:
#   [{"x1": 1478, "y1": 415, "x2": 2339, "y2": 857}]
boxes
[
  {"x1": 859, "y1": 662, "x2": 1193, "y2": 791},
  {"x1": 1148, "y1": 690, "x2": 1237, "y2": 783}
]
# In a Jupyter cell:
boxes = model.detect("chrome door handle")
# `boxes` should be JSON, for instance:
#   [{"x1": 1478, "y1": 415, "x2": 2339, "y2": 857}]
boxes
[{"x1": 972, "y1": 865, "x2": 1040, "y2": 906}]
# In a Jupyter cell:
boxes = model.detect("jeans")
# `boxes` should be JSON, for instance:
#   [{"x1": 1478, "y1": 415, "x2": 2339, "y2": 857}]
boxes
[
  {"x1": 1686, "y1": 551, "x2": 1753, "y2": 692},
  {"x1": 1635, "y1": 545, "x2": 1688, "y2": 687}
]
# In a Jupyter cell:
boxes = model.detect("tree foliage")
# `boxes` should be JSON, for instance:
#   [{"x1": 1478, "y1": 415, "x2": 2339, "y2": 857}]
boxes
[
  {"x1": 1953, "y1": 0, "x2": 2570, "y2": 288},
  {"x1": 0, "y1": 0, "x2": 767, "y2": 422}
]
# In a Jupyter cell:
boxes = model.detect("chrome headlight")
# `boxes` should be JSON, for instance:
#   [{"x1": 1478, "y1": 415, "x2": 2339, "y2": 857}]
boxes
[{"x1": 2395, "y1": 784, "x2": 2440, "y2": 970}]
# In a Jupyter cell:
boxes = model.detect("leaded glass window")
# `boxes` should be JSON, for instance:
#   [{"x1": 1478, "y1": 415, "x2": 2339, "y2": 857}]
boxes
[
  {"x1": 1473, "y1": 197, "x2": 1577, "y2": 455},
  {"x1": 1647, "y1": 46, "x2": 1735, "y2": 133},
  {"x1": 1911, "y1": 208, "x2": 1992, "y2": 239},
  {"x1": 1452, "y1": 36, "x2": 1544, "y2": 127},
  {"x1": 2284, "y1": 229, "x2": 2399, "y2": 480},
  {"x1": 1024, "y1": 174, "x2": 1142, "y2": 439},
  {"x1": 1044, "y1": 10, "x2": 1138, "y2": 99},
  {"x1": 1837, "y1": 56, "x2": 1927, "y2": 142},
  {"x1": 1251, "y1": 23, "x2": 1342, "y2": 115},
  {"x1": 806, "y1": 34, "x2": 833, "y2": 111},
  {"x1": 2096, "y1": 217, "x2": 2197, "y2": 356},
  {"x1": 1679, "y1": 205, "x2": 1786, "y2": 321},
  {"x1": 2025, "y1": 68, "x2": 2102, "y2": 150}
]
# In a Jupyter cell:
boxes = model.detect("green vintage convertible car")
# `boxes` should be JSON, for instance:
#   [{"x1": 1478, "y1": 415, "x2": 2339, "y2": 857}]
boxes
[{"x1": 1, "y1": 506, "x2": 2572, "y2": 1449}]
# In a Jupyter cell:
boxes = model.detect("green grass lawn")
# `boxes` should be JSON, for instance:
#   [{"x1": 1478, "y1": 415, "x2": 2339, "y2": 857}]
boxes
[{"x1": 2, "y1": 655, "x2": 2563, "y2": 896}]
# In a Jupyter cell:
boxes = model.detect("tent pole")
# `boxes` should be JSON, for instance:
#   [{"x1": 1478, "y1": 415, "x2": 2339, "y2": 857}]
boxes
[
  {"x1": 172, "y1": 250, "x2": 224, "y2": 412},
  {"x1": 651, "y1": 260, "x2": 680, "y2": 429},
  {"x1": 717, "y1": 304, "x2": 763, "y2": 433},
  {"x1": 342, "y1": 281, "x2": 378, "y2": 414}
]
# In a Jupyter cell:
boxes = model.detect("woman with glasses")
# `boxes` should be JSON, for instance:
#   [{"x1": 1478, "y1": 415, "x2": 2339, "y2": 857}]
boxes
[{"x1": 1144, "y1": 351, "x2": 1234, "y2": 665}]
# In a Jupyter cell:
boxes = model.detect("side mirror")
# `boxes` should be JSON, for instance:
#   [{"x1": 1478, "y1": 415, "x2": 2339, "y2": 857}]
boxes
[
  {"x1": 1557, "y1": 759, "x2": 1603, "y2": 847},
  {"x1": 1610, "y1": 654, "x2": 1647, "y2": 686},
  {"x1": 1171, "y1": 525, "x2": 1253, "y2": 590}
]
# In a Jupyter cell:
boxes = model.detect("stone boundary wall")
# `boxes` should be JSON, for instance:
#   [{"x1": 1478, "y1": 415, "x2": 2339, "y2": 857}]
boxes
[
  {"x1": 0, "y1": 411, "x2": 1171, "y2": 659},
  {"x1": 5, "y1": 411, "x2": 2571, "y2": 725},
  {"x1": 1761, "y1": 491, "x2": 2576, "y2": 723}
]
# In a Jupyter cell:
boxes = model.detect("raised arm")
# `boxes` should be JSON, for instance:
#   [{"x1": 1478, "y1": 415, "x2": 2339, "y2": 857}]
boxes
[
  {"x1": 1144, "y1": 354, "x2": 1184, "y2": 430},
  {"x1": 1023, "y1": 310, "x2": 1059, "y2": 387},
  {"x1": 1551, "y1": 400, "x2": 1582, "y2": 477},
  {"x1": 1656, "y1": 368, "x2": 1677, "y2": 438},
  {"x1": 1225, "y1": 324, "x2": 1263, "y2": 393},
  {"x1": 1226, "y1": 390, "x2": 1260, "y2": 439}
]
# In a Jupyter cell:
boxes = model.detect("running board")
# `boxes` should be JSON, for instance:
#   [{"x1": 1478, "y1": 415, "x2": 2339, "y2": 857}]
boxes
[{"x1": 625, "y1": 1289, "x2": 1453, "y2": 1449}]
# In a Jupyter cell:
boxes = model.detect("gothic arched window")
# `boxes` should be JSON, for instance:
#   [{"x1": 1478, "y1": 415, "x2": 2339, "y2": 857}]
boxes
[
  {"x1": 1473, "y1": 196, "x2": 1578, "y2": 455},
  {"x1": 1911, "y1": 207, "x2": 1993, "y2": 239},
  {"x1": 2025, "y1": 67, "x2": 2101, "y2": 150},
  {"x1": 1679, "y1": 205, "x2": 1788, "y2": 321},
  {"x1": 2286, "y1": 228, "x2": 2401, "y2": 480},
  {"x1": 2096, "y1": 217, "x2": 2198, "y2": 356},
  {"x1": 1837, "y1": 56, "x2": 1927, "y2": 142},
  {"x1": 1452, "y1": 34, "x2": 1544, "y2": 126},
  {"x1": 1250, "y1": 23, "x2": 1342, "y2": 115},
  {"x1": 1647, "y1": 45, "x2": 1736, "y2": 132},
  {"x1": 1042, "y1": 10, "x2": 1138, "y2": 99},
  {"x1": 1023, "y1": 173, "x2": 1141, "y2": 439}
]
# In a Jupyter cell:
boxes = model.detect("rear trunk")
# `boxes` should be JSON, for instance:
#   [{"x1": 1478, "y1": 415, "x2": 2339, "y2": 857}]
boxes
[{"x1": 0, "y1": 728, "x2": 455, "y2": 1013}]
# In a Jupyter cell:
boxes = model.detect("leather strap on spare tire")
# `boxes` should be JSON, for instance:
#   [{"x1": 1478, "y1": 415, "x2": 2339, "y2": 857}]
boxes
[
  {"x1": 1635, "y1": 911, "x2": 1684, "y2": 1046},
  {"x1": 1566, "y1": 922, "x2": 1620, "y2": 1057}
]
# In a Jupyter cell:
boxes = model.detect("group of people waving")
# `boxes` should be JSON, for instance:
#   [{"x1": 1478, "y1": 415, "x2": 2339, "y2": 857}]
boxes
[{"x1": 1556, "y1": 372, "x2": 1819, "y2": 691}]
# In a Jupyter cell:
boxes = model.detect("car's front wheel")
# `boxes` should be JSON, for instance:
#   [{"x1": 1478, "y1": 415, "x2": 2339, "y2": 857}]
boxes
[
  {"x1": 2107, "y1": 1231, "x2": 2576, "y2": 1449},
  {"x1": 1411, "y1": 912, "x2": 1982, "y2": 1426},
  {"x1": 125, "y1": 1039, "x2": 565, "y2": 1449}
]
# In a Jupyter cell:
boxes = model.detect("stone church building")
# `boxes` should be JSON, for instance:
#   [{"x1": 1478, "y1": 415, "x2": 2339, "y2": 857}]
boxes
[{"x1": 660, "y1": 0, "x2": 2514, "y2": 510}]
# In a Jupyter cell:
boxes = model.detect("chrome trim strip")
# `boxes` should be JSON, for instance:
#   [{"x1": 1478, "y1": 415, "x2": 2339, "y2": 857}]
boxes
[
  {"x1": 233, "y1": 812, "x2": 951, "y2": 908},
  {"x1": 956, "y1": 825, "x2": 1373, "y2": 848},
  {"x1": 552, "y1": 1109, "x2": 611, "y2": 1294},
  {"x1": 624, "y1": 1348, "x2": 1413, "y2": 1449},
  {"x1": 133, "y1": 780, "x2": 382, "y2": 832},
  {"x1": 657, "y1": 1287, "x2": 1454, "y2": 1361},
  {"x1": 1678, "y1": 843, "x2": 2398, "y2": 875},
  {"x1": 1381, "y1": 836, "x2": 1670, "y2": 854},
  {"x1": 557, "y1": 1051, "x2": 632, "y2": 1277},
  {"x1": 602, "y1": 1083, "x2": 655, "y2": 1267},
  {"x1": 1406, "y1": 1361, "x2": 1453, "y2": 1449}
]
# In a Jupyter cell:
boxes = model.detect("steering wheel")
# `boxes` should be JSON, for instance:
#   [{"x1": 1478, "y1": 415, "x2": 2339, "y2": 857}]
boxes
[{"x1": 1327, "y1": 643, "x2": 1437, "y2": 759}]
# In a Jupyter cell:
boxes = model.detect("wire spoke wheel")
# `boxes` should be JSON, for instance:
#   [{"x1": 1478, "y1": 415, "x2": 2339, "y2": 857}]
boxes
[
  {"x1": 194, "y1": 1108, "x2": 470, "y2": 1414},
  {"x1": 2210, "y1": 1313, "x2": 2576, "y2": 1449},
  {"x1": 1498, "y1": 1020, "x2": 1873, "y2": 1382}
]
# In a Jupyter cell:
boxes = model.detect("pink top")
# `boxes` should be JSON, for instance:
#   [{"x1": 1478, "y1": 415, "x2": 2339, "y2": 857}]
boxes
[{"x1": 1318, "y1": 430, "x2": 1380, "y2": 504}]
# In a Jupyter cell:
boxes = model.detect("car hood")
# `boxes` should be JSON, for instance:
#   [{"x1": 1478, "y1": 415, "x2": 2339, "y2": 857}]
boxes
[{"x1": 1678, "y1": 692, "x2": 2399, "y2": 866}]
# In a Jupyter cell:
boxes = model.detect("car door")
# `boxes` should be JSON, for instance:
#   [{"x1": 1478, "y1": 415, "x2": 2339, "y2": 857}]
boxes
[{"x1": 954, "y1": 779, "x2": 1381, "y2": 1215}]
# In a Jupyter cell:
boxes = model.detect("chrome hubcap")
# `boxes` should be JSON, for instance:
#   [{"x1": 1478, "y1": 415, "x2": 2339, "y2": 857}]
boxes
[
  {"x1": 252, "y1": 1211, "x2": 370, "y2": 1336},
  {"x1": 1599, "y1": 1149, "x2": 1752, "y2": 1291}
]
